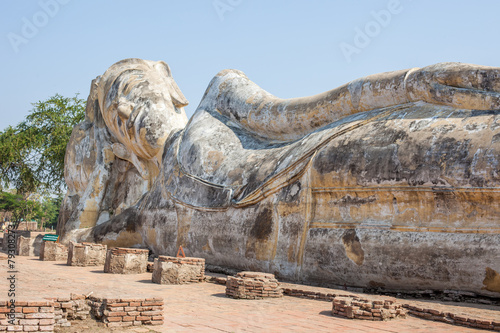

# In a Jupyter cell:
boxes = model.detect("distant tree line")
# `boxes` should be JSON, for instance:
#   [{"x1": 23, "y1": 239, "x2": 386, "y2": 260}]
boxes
[{"x1": 0, "y1": 94, "x2": 85, "y2": 229}]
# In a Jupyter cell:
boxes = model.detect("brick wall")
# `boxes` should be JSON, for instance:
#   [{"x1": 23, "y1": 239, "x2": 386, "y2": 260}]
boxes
[
  {"x1": 87, "y1": 297, "x2": 164, "y2": 328},
  {"x1": 0, "y1": 295, "x2": 164, "y2": 331},
  {"x1": 0, "y1": 300, "x2": 55, "y2": 332}
]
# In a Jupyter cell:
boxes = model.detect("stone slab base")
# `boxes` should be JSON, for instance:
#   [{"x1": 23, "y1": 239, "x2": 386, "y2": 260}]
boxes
[{"x1": 152, "y1": 256, "x2": 205, "y2": 284}]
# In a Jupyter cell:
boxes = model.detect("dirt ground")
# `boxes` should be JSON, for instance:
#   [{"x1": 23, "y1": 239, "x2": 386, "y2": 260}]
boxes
[{"x1": 1, "y1": 255, "x2": 497, "y2": 332}]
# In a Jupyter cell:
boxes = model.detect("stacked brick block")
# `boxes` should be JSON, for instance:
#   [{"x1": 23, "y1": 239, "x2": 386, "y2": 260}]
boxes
[
  {"x1": 104, "y1": 248, "x2": 149, "y2": 274},
  {"x1": 332, "y1": 296, "x2": 406, "y2": 321},
  {"x1": 225, "y1": 272, "x2": 283, "y2": 299},
  {"x1": 67, "y1": 242, "x2": 107, "y2": 266},
  {"x1": 39, "y1": 241, "x2": 68, "y2": 261},
  {"x1": 87, "y1": 297, "x2": 164, "y2": 328},
  {"x1": 152, "y1": 256, "x2": 205, "y2": 284},
  {"x1": 0, "y1": 300, "x2": 55, "y2": 332}
]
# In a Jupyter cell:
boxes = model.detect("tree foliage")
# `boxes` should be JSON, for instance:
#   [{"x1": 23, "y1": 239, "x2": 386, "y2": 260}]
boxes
[
  {"x1": 0, "y1": 191, "x2": 61, "y2": 228},
  {"x1": 0, "y1": 94, "x2": 85, "y2": 195},
  {"x1": 0, "y1": 191, "x2": 41, "y2": 225}
]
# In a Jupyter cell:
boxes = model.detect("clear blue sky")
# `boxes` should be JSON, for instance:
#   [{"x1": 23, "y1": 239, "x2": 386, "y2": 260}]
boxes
[{"x1": 1, "y1": 0, "x2": 500, "y2": 131}]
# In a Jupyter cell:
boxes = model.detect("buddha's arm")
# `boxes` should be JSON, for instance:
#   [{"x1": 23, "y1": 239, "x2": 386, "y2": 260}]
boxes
[{"x1": 211, "y1": 63, "x2": 500, "y2": 142}]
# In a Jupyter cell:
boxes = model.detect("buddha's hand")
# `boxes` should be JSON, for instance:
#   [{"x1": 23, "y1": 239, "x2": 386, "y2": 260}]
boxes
[{"x1": 405, "y1": 62, "x2": 500, "y2": 110}]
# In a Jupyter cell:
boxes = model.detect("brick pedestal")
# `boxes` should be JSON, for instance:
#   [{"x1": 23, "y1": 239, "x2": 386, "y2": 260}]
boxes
[
  {"x1": 15, "y1": 234, "x2": 44, "y2": 257},
  {"x1": 225, "y1": 272, "x2": 283, "y2": 299},
  {"x1": 152, "y1": 256, "x2": 205, "y2": 284},
  {"x1": 332, "y1": 296, "x2": 407, "y2": 321},
  {"x1": 104, "y1": 248, "x2": 149, "y2": 274},
  {"x1": 40, "y1": 241, "x2": 68, "y2": 261},
  {"x1": 67, "y1": 242, "x2": 107, "y2": 266}
]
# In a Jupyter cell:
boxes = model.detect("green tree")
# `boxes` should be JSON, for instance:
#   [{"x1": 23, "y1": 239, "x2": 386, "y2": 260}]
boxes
[
  {"x1": 0, "y1": 94, "x2": 85, "y2": 196},
  {"x1": 0, "y1": 191, "x2": 42, "y2": 226},
  {"x1": 38, "y1": 195, "x2": 63, "y2": 229}
]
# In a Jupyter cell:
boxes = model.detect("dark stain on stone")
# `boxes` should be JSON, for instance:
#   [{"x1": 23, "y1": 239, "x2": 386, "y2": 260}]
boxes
[
  {"x1": 482, "y1": 267, "x2": 500, "y2": 293},
  {"x1": 93, "y1": 206, "x2": 139, "y2": 241},
  {"x1": 342, "y1": 229, "x2": 364, "y2": 266},
  {"x1": 332, "y1": 194, "x2": 376, "y2": 206},
  {"x1": 278, "y1": 181, "x2": 302, "y2": 203},
  {"x1": 369, "y1": 280, "x2": 386, "y2": 288},
  {"x1": 312, "y1": 120, "x2": 482, "y2": 187},
  {"x1": 491, "y1": 133, "x2": 500, "y2": 144},
  {"x1": 250, "y1": 207, "x2": 273, "y2": 240}
]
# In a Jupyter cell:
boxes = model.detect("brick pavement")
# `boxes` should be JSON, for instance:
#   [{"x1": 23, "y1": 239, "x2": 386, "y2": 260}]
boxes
[{"x1": 0, "y1": 256, "x2": 491, "y2": 332}]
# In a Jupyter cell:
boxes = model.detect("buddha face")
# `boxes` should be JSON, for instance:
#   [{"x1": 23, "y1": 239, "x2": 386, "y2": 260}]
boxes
[{"x1": 98, "y1": 59, "x2": 189, "y2": 160}]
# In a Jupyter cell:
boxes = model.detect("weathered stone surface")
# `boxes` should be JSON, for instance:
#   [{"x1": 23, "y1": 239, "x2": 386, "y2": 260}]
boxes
[
  {"x1": 16, "y1": 233, "x2": 44, "y2": 256},
  {"x1": 151, "y1": 256, "x2": 205, "y2": 284},
  {"x1": 40, "y1": 241, "x2": 68, "y2": 261},
  {"x1": 57, "y1": 58, "x2": 188, "y2": 236},
  {"x1": 59, "y1": 59, "x2": 500, "y2": 296},
  {"x1": 67, "y1": 242, "x2": 107, "y2": 266},
  {"x1": 104, "y1": 248, "x2": 148, "y2": 274}
]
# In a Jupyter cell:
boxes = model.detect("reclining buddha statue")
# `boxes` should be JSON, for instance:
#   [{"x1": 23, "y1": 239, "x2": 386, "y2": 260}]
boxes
[{"x1": 58, "y1": 58, "x2": 500, "y2": 296}]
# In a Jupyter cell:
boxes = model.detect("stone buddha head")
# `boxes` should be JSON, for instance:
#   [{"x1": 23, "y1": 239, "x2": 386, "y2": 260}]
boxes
[{"x1": 97, "y1": 58, "x2": 189, "y2": 162}]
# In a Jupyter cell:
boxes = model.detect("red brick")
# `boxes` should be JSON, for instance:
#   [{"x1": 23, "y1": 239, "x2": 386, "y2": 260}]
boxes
[
  {"x1": 122, "y1": 316, "x2": 135, "y2": 322},
  {"x1": 107, "y1": 311, "x2": 127, "y2": 317},
  {"x1": 21, "y1": 325, "x2": 39, "y2": 331},
  {"x1": 25, "y1": 313, "x2": 54, "y2": 319},
  {"x1": 136, "y1": 315, "x2": 151, "y2": 321},
  {"x1": 107, "y1": 302, "x2": 128, "y2": 307},
  {"x1": 39, "y1": 307, "x2": 54, "y2": 313},
  {"x1": 39, "y1": 318, "x2": 56, "y2": 325},
  {"x1": 27, "y1": 301, "x2": 51, "y2": 307},
  {"x1": 107, "y1": 316, "x2": 122, "y2": 322},
  {"x1": 141, "y1": 310, "x2": 162, "y2": 316},
  {"x1": 152, "y1": 316, "x2": 163, "y2": 321},
  {"x1": 22, "y1": 307, "x2": 38, "y2": 313},
  {"x1": 120, "y1": 298, "x2": 139, "y2": 303},
  {"x1": 106, "y1": 321, "x2": 133, "y2": 327},
  {"x1": 150, "y1": 320, "x2": 164, "y2": 325},
  {"x1": 141, "y1": 301, "x2": 163, "y2": 306},
  {"x1": 60, "y1": 302, "x2": 72, "y2": 309},
  {"x1": 129, "y1": 302, "x2": 141, "y2": 307},
  {"x1": 19, "y1": 319, "x2": 39, "y2": 325}
]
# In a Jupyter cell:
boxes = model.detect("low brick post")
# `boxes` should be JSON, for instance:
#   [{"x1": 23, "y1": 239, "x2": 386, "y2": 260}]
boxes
[
  {"x1": 152, "y1": 256, "x2": 205, "y2": 284},
  {"x1": 40, "y1": 241, "x2": 68, "y2": 261},
  {"x1": 104, "y1": 248, "x2": 149, "y2": 274},
  {"x1": 67, "y1": 242, "x2": 107, "y2": 266}
]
